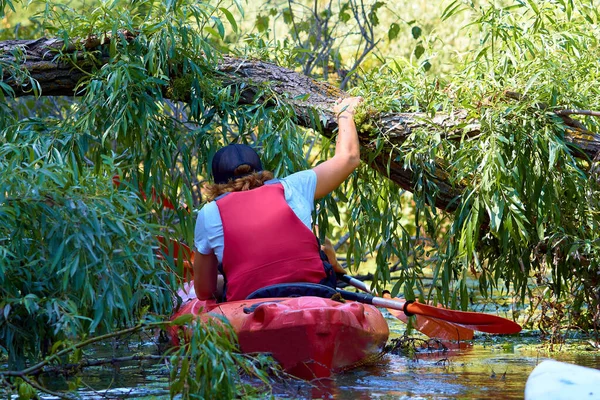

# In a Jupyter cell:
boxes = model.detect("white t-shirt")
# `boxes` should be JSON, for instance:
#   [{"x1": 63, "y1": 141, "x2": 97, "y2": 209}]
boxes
[{"x1": 194, "y1": 169, "x2": 317, "y2": 262}]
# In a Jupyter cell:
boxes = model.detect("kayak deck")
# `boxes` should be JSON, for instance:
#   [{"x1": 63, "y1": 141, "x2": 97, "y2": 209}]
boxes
[{"x1": 170, "y1": 295, "x2": 389, "y2": 379}]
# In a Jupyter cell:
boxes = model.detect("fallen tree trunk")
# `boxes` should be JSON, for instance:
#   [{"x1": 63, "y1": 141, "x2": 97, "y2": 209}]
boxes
[{"x1": 2, "y1": 37, "x2": 599, "y2": 211}]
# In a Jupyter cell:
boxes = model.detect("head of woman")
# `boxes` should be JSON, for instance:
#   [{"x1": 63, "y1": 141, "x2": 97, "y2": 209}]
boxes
[{"x1": 204, "y1": 144, "x2": 274, "y2": 201}]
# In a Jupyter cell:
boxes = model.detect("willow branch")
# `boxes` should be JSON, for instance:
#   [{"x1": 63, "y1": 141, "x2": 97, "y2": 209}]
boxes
[
  {"x1": 555, "y1": 109, "x2": 600, "y2": 118},
  {"x1": 2, "y1": 37, "x2": 600, "y2": 212},
  {"x1": 42, "y1": 355, "x2": 167, "y2": 375}
]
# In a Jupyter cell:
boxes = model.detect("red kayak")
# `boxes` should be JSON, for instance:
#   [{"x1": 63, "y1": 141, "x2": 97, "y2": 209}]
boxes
[{"x1": 169, "y1": 286, "x2": 389, "y2": 380}]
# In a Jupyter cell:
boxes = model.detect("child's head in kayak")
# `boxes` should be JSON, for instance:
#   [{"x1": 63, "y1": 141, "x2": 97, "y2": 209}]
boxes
[{"x1": 205, "y1": 143, "x2": 274, "y2": 201}]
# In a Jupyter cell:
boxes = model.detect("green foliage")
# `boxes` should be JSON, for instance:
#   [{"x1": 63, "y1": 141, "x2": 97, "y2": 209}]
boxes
[
  {"x1": 250, "y1": 0, "x2": 404, "y2": 88},
  {"x1": 0, "y1": 0, "x2": 255, "y2": 370},
  {"x1": 0, "y1": 124, "x2": 177, "y2": 368},
  {"x1": 0, "y1": 0, "x2": 305, "y2": 392},
  {"x1": 258, "y1": 0, "x2": 600, "y2": 330},
  {"x1": 168, "y1": 317, "x2": 277, "y2": 399},
  {"x1": 349, "y1": 0, "x2": 600, "y2": 322},
  {"x1": 0, "y1": 0, "x2": 17, "y2": 18},
  {"x1": 440, "y1": 0, "x2": 600, "y2": 313}
]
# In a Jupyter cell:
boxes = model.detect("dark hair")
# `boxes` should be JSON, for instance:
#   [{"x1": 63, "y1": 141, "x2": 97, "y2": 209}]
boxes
[{"x1": 204, "y1": 165, "x2": 274, "y2": 201}]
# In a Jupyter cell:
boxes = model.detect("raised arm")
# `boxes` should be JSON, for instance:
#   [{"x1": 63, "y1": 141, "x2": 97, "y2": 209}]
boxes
[{"x1": 313, "y1": 96, "x2": 363, "y2": 199}]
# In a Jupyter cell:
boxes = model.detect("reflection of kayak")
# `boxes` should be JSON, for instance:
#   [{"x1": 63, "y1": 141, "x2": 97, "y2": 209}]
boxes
[
  {"x1": 169, "y1": 286, "x2": 389, "y2": 380},
  {"x1": 525, "y1": 359, "x2": 600, "y2": 400}
]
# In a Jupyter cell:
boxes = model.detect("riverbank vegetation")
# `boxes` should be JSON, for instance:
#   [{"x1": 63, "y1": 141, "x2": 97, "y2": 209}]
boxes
[{"x1": 1, "y1": 0, "x2": 599, "y2": 397}]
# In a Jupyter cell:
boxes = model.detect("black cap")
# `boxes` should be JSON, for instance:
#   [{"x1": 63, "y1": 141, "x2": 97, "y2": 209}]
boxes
[{"x1": 211, "y1": 144, "x2": 263, "y2": 184}]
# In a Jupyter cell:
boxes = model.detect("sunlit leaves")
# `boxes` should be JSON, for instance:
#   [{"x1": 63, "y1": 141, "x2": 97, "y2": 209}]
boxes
[
  {"x1": 414, "y1": 45, "x2": 425, "y2": 60},
  {"x1": 411, "y1": 26, "x2": 422, "y2": 40},
  {"x1": 255, "y1": 13, "x2": 270, "y2": 33},
  {"x1": 388, "y1": 23, "x2": 400, "y2": 42},
  {"x1": 0, "y1": 0, "x2": 17, "y2": 18}
]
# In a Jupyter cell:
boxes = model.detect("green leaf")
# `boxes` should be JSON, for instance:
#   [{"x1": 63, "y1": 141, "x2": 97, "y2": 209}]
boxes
[
  {"x1": 50, "y1": 241, "x2": 66, "y2": 271},
  {"x1": 171, "y1": 313, "x2": 194, "y2": 326},
  {"x1": 211, "y1": 16, "x2": 225, "y2": 39},
  {"x1": 441, "y1": 0, "x2": 466, "y2": 20},
  {"x1": 414, "y1": 45, "x2": 425, "y2": 59},
  {"x1": 283, "y1": 7, "x2": 293, "y2": 24},
  {"x1": 388, "y1": 23, "x2": 400, "y2": 41},
  {"x1": 411, "y1": 26, "x2": 422, "y2": 40},
  {"x1": 487, "y1": 196, "x2": 504, "y2": 232},
  {"x1": 255, "y1": 14, "x2": 270, "y2": 32},
  {"x1": 219, "y1": 8, "x2": 238, "y2": 34}
]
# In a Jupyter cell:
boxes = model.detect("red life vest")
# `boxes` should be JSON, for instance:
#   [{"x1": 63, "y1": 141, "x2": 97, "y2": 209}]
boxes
[{"x1": 215, "y1": 182, "x2": 328, "y2": 301}]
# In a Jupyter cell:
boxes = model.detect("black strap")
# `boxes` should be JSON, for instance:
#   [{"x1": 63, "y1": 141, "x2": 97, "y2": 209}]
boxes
[{"x1": 246, "y1": 283, "x2": 338, "y2": 300}]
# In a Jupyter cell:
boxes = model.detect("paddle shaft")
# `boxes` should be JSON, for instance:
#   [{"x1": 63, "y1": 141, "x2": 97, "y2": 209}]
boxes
[
  {"x1": 338, "y1": 289, "x2": 409, "y2": 312},
  {"x1": 338, "y1": 274, "x2": 372, "y2": 293},
  {"x1": 336, "y1": 289, "x2": 522, "y2": 334},
  {"x1": 338, "y1": 274, "x2": 476, "y2": 340}
]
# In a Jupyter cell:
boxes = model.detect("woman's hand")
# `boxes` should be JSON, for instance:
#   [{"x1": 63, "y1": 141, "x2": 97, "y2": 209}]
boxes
[
  {"x1": 313, "y1": 96, "x2": 363, "y2": 199},
  {"x1": 333, "y1": 96, "x2": 363, "y2": 117},
  {"x1": 321, "y1": 238, "x2": 347, "y2": 275}
]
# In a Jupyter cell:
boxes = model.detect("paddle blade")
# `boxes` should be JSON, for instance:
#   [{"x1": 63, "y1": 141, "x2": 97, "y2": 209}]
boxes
[
  {"x1": 156, "y1": 236, "x2": 195, "y2": 283},
  {"x1": 383, "y1": 294, "x2": 474, "y2": 341},
  {"x1": 405, "y1": 302, "x2": 522, "y2": 334},
  {"x1": 413, "y1": 314, "x2": 475, "y2": 340}
]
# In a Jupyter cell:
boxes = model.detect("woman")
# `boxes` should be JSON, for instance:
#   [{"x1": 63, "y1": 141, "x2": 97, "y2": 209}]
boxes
[{"x1": 193, "y1": 96, "x2": 362, "y2": 301}]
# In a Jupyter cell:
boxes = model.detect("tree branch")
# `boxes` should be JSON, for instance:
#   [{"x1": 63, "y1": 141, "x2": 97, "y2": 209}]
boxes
[
  {"x1": 2, "y1": 37, "x2": 599, "y2": 212},
  {"x1": 556, "y1": 109, "x2": 600, "y2": 118}
]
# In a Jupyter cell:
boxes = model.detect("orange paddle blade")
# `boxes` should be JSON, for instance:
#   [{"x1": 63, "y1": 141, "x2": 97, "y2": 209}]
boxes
[
  {"x1": 383, "y1": 293, "x2": 474, "y2": 341},
  {"x1": 404, "y1": 301, "x2": 522, "y2": 334},
  {"x1": 338, "y1": 275, "x2": 475, "y2": 340},
  {"x1": 156, "y1": 236, "x2": 194, "y2": 282}
]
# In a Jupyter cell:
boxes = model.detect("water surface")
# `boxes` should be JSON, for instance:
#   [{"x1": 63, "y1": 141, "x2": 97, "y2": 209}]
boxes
[{"x1": 24, "y1": 313, "x2": 600, "y2": 399}]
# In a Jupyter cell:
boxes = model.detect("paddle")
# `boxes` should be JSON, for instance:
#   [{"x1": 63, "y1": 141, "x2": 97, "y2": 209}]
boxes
[
  {"x1": 336, "y1": 288, "x2": 522, "y2": 334},
  {"x1": 337, "y1": 274, "x2": 475, "y2": 340}
]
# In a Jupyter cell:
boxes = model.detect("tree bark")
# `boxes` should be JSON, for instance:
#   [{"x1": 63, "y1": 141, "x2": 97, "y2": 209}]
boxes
[{"x1": 2, "y1": 37, "x2": 599, "y2": 211}]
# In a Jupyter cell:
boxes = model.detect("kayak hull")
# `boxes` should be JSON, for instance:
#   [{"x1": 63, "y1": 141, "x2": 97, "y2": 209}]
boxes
[
  {"x1": 525, "y1": 359, "x2": 600, "y2": 400},
  {"x1": 169, "y1": 295, "x2": 389, "y2": 380}
]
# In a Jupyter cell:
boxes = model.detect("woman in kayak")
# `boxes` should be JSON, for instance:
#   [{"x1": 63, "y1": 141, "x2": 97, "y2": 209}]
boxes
[{"x1": 193, "y1": 96, "x2": 362, "y2": 301}]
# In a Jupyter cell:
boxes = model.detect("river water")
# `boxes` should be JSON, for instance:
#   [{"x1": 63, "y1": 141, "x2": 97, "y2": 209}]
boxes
[
  {"x1": 29, "y1": 311, "x2": 600, "y2": 399},
  {"x1": 327, "y1": 336, "x2": 600, "y2": 399}
]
